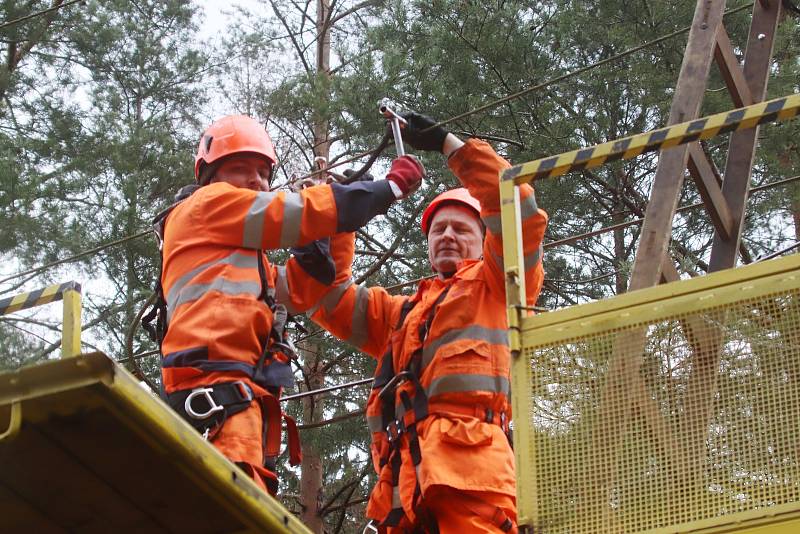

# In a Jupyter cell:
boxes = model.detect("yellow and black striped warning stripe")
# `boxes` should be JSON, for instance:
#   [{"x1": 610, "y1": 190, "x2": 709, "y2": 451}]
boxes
[
  {"x1": 502, "y1": 92, "x2": 800, "y2": 184},
  {"x1": 0, "y1": 281, "x2": 81, "y2": 316}
]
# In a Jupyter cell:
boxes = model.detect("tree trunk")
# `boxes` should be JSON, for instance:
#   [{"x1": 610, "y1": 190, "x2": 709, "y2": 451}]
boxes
[{"x1": 299, "y1": 1, "x2": 331, "y2": 532}]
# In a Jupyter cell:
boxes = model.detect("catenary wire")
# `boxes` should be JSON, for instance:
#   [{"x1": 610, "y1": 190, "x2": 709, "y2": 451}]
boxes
[
  {"x1": 0, "y1": 2, "x2": 759, "y2": 284},
  {"x1": 427, "y1": 2, "x2": 754, "y2": 130}
]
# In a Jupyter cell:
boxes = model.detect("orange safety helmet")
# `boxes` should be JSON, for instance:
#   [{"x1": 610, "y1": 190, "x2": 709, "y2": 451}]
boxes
[
  {"x1": 421, "y1": 188, "x2": 482, "y2": 235},
  {"x1": 194, "y1": 115, "x2": 278, "y2": 184}
]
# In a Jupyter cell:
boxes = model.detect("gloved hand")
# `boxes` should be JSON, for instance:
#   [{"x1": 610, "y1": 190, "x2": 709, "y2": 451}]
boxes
[
  {"x1": 399, "y1": 112, "x2": 448, "y2": 153},
  {"x1": 386, "y1": 155, "x2": 425, "y2": 199},
  {"x1": 342, "y1": 169, "x2": 375, "y2": 183},
  {"x1": 290, "y1": 238, "x2": 335, "y2": 286}
]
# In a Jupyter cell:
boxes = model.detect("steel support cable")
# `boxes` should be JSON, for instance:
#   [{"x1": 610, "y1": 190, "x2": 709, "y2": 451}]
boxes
[
  {"x1": 0, "y1": 0, "x2": 84, "y2": 31},
  {"x1": 0, "y1": 230, "x2": 150, "y2": 288},
  {"x1": 425, "y1": 2, "x2": 755, "y2": 130},
  {"x1": 757, "y1": 239, "x2": 800, "y2": 261},
  {"x1": 284, "y1": 2, "x2": 755, "y2": 185},
  {"x1": 544, "y1": 174, "x2": 800, "y2": 249},
  {"x1": 119, "y1": 174, "x2": 800, "y2": 391},
  {"x1": 0, "y1": 2, "x2": 759, "y2": 286},
  {"x1": 285, "y1": 172, "x2": 800, "y2": 399},
  {"x1": 6, "y1": 169, "x2": 797, "y2": 298}
]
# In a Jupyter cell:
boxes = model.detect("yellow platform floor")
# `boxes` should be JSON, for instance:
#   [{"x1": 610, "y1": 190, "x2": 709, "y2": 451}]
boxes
[{"x1": 0, "y1": 352, "x2": 311, "y2": 533}]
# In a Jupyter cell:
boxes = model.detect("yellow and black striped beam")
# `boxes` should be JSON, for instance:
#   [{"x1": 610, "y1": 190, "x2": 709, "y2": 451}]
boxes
[
  {"x1": 0, "y1": 281, "x2": 81, "y2": 316},
  {"x1": 502, "y1": 92, "x2": 800, "y2": 184}
]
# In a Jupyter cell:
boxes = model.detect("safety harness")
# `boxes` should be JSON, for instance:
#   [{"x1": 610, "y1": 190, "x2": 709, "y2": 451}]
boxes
[
  {"x1": 141, "y1": 185, "x2": 302, "y2": 492},
  {"x1": 367, "y1": 287, "x2": 515, "y2": 533}
]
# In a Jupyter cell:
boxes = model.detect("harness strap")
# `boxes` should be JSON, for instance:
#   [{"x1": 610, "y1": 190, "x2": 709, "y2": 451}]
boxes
[
  {"x1": 374, "y1": 288, "x2": 451, "y2": 527},
  {"x1": 283, "y1": 412, "x2": 303, "y2": 466},
  {"x1": 165, "y1": 381, "x2": 254, "y2": 439},
  {"x1": 261, "y1": 393, "x2": 283, "y2": 459}
]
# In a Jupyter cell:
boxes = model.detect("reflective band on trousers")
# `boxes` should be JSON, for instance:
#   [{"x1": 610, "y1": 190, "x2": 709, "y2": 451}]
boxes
[
  {"x1": 481, "y1": 193, "x2": 539, "y2": 235},
  {"x1": 167, "y1": 278, "x2": 262, "y2": 321},
  {"x1": 165, "y1": 252, "x2": 258, "y2": 312},
  {"x1": 384, "y1": 374, "x2": 511, "y2": 422},
  {"x1": 242, "y1": 191, "x2": 306, "y2": 249},
  {"x1": 421, "y1": 325, "x2": 509, "y2": 368}
]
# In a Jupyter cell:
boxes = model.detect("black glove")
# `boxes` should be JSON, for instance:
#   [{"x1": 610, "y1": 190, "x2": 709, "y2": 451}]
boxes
[
  {"x1": 342, "y1": 168, "x2": 375, "y2": 183},
  {"x1": 290, "y1": 238, "x2": 335, "y2": 286},
  {"x1": 399, "y1": 112, "x2": 448, "y2": 153}
]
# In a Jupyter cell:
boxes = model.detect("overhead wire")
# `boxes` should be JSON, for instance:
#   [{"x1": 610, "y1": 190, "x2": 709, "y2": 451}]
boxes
[
  {"x1": 0, "y1": 230, "x2": 150, "y2": 288},
  {"x1": 0, "y1": 0, "x2": 84, "y2": 31},
  {"x1": 428, "y1": 2, "x2": 755, "y2": 131},
  {"x1": 1, "y1": 0, "x2": 788, "y2": 434},
  {"x1": 0, "y1": 1, "x2": 760, "y2": 286},
  {"x1": 285, "y1": 0, "x2": 757, "y2": 185}
]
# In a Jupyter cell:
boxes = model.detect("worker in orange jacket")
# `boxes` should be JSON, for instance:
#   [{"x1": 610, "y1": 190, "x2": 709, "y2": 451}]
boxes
[
  {"x1": 298, "y1": 113, "x2": 548, "y2": 532},
  {"x1": 143, "y1": 114, "x2": 425, "y2": 494}
]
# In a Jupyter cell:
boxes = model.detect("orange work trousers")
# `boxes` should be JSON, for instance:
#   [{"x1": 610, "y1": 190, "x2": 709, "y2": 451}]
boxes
[
  {"x1": 385, "y1": 485, "x2": 516, "y2": 534},
  {"x1": 210, "y1": 399, "x2": 278, "y2": 495}
]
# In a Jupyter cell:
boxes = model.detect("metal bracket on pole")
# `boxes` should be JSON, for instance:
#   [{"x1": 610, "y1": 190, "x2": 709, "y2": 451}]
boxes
[{"x1": 379, "y1": 98, "x2": 407, "y2": 156}]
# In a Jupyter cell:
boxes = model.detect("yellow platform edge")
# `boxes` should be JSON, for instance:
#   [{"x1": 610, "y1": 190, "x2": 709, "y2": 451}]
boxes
[{"x1": 0, "y1": 353, "x2": 312, "y2": 534}]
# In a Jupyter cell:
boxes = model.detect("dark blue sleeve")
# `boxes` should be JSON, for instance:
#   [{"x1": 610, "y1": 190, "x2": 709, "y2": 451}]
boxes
[
  {"x1": 290, "y1": 238, "x2": 335, "y2": 285},
  {"x1": 331, "y1": 180, "x2": 395, "y2": 233}
]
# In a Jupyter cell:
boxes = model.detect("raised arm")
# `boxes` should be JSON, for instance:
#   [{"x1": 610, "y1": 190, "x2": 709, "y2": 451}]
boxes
[
  {"x1": 400, "y1": 113, "x2": 548, "y2": 304},
  {"x1": 186, "y1": 180, "x2": 395, "y2": 250},
  {"x1": 283, "y1": 229, "x2": 406, "y2": 359},
  {"x1": 447, "y1": 138, "x2": 548, "y2": 303}
]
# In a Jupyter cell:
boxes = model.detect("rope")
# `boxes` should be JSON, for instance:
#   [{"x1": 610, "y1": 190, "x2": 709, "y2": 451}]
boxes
[
  {"x1": 0, "y1": 0, "x2": 84, "y2": 31},
  {"x1": 281, "y1": 377, "x2": 373, "y2": 401}
]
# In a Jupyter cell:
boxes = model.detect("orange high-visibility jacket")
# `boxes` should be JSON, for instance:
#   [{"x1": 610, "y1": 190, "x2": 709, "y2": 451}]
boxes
[
  {"x1": 160, "y1": 179, "x2": 396, "y2": 396},
  {"x1": 307, "y1": 139, "x2": 547, "y2": 524}
]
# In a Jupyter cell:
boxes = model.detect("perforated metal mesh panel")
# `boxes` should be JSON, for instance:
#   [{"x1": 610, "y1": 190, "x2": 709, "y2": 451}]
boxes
[{"x1": 514, "y1": 262, "x2": 800, "y2": 533}]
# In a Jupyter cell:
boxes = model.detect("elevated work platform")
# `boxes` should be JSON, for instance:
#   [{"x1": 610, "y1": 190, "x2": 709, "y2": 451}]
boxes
[
  {"x1": 511, "y1": 253, "x2": 800, "y2": 533},
  {"x1": 0, "y1": 352, "x2": 310, "y2": 534}
]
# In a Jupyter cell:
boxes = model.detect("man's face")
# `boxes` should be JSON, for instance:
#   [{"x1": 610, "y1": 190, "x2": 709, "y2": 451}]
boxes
[
  {"x1": 210, "y1": 155, "x2": 272, "y2": 192},
  {"x1": 427, "y1": 204, "x2": 484, "y2": 275}
]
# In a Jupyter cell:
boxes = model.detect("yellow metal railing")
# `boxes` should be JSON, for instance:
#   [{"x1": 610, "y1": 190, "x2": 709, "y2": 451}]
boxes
[
  {"x1": 511, "y1": 254, "x2": 800, "y2": 533},
  {"x1": 0, "y1": 281, "x2": 82, "y2": 357},
  {"x1": 500, "y1": 94, "x2": 800, "y2": 533}
]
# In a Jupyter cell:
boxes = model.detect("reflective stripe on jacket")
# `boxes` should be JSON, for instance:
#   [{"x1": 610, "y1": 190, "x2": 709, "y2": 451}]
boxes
[
  {"x1": 161, "y1": 180, "x2": 395, "y2": 395},
  {"x1": 307, "y1": 139, "x2": 548, "y2": 521}
]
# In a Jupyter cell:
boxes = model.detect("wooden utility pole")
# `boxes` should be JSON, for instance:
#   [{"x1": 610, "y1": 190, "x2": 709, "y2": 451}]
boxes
[
  {"x1": 589, "y1": 1, "x2": 785, "y2": 527},
  {"x1": 299, "y1": 1, "x2": 331, "y2": 532}
]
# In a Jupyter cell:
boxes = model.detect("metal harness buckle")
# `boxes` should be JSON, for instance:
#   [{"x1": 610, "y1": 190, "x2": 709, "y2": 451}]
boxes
[
  {"x1": 385, "y1": 420, "x2": 404, "y2": 442},
  {"x1": 183, "y1": 381, "x2": 254, "y2": 420},
  {"x1": 184, "y1": 386, "x2": 225, "y2": 419}
]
